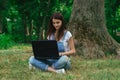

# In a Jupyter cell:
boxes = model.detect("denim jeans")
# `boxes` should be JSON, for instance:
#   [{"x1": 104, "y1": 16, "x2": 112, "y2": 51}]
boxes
[
  {"x1": 57, "y1": 42, "x2": 65, "y2": 52},
  {"x1": 29, "y1": 55, "x2": 71, "y2": 71}
]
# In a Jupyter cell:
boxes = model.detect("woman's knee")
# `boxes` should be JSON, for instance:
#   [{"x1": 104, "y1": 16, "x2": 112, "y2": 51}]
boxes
[{"x1": 60, "y1": 55, "x2": 70, "y2": 63}]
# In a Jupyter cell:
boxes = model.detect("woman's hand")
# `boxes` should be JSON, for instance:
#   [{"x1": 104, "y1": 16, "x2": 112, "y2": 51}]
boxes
[{"x1": 59, "y1": 52, "x2": 64, "y2": 56}]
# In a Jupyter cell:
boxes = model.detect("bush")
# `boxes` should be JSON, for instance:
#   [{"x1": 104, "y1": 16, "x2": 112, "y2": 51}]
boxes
[{"x1": 0, "y1": 34, "x2": 15, "y2": 49}]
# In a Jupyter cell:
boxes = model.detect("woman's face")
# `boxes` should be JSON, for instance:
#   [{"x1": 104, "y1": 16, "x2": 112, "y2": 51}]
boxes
[{"x1": 52, "y1": 18, "x2": 62, "y2": 31}]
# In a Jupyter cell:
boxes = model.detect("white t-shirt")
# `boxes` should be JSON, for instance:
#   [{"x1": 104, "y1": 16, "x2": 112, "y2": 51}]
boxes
[{"x1": 47, "y1": 30, "x2": 72, "y2": 52}]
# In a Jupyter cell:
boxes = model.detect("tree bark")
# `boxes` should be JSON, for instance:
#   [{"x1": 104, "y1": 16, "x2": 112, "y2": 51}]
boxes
[{"x1": 68, "y1": 0, "x2": 120, "y2": 58}]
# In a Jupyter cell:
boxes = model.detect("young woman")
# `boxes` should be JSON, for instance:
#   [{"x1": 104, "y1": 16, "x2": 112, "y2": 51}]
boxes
[{"x1": 29, "y1": 12, "x2": 76, "y2": 74}]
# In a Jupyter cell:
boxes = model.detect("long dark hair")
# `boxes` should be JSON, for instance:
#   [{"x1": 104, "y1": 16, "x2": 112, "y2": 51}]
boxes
[{"x1": 47, "y1": 12, "x2": 66, "y2": 41}]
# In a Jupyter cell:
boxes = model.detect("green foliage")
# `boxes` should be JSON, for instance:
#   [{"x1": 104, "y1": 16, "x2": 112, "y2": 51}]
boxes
[
  {"x1": 0, "y1": 34, "x2": 15, "y2": 49},
  {"x1": 0, "y1": 0, "x2": 73, "y2": 42},
  {"x1": 5, "y1": 0, "x2": 73, "y2": 42},
  {"x1": 2, "y1": 0, "x2": 120, "y2": 43},
  {"x1": 105, "y1": 0, "x2": 120, "y2": 43}
]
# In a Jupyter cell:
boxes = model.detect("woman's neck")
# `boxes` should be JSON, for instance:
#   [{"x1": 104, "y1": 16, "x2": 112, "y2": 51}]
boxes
[{"x1": 55, "y1": 30, "x2": 59, "y2": 33}]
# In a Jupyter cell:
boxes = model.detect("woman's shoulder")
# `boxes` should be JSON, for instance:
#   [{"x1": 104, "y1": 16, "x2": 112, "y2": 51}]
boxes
[
  {"x1": 65, "y1": 30, "x2": 72, "y2": 36},
  {"x1": 64, "y1": 30, "x2": 72, "y2": 40}
]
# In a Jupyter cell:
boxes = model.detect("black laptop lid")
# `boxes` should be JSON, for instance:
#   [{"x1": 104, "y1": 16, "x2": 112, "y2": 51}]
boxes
[{"x1": 32, "y1": 40, "x2": 60, "y2": 59}]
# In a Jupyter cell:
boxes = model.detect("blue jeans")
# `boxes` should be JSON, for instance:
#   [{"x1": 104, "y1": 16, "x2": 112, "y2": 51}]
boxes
[{"x1": 29, "y1": 55, "x2": 71, "y2": 71}]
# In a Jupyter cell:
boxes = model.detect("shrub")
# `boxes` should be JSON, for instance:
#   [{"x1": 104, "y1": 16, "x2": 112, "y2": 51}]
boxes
[{"x1": 0, "y1": 34, "x2": 15, "y2": 49}]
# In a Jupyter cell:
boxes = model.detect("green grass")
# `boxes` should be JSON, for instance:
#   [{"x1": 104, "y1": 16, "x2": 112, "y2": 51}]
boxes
[{"x1": 0, "y1": 44, "x2": 120, "y2": 80}]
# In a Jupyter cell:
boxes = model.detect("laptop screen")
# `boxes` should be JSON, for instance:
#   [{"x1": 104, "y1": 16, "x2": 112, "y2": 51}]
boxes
[{"x1": 31, "y1": 40, "x2": 60, "y2": 60}]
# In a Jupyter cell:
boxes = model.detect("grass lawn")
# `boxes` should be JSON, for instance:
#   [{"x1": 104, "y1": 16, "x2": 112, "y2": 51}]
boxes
[{"x1": 0, "y1": 44, "x2": 120, "y2": 80}]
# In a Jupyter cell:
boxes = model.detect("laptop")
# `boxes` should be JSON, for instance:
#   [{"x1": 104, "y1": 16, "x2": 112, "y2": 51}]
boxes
[{"x1": 31, "y1": 40, "x2": 60, "y2": 60}]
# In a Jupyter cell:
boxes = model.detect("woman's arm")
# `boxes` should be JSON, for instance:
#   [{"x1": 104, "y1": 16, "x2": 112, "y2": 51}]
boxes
[{"x1": 59, "y1": 37, "x2": 76, "y2": 56}]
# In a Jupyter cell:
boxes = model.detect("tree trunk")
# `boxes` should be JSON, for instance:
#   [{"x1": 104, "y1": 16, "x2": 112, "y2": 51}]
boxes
[
  {"x1": 0, "y1": 19, "x2": 2, "y2": 33},
  {"x1": 68, "y1": 0, "x2": 120, "y2": 58},
  {"x1": 29, "y1": 20, "x2": 34, "y2": 40},
  {"x1": 38, "y1": 0, "x2": 51, "y2": 40},
  {"x1": 22, "y1": 16, "x2": 29, "y2": 42}
]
